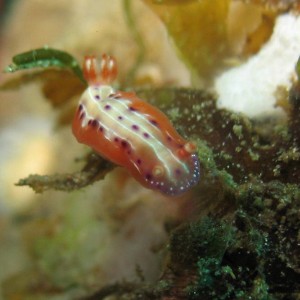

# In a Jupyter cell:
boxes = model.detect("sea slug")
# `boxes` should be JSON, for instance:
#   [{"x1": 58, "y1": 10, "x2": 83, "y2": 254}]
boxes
[{"x1": 72, "y1": 54, "x2": 200, "y2": 196}]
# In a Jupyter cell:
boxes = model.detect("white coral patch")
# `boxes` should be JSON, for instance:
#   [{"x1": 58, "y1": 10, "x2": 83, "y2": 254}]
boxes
[{"x1": 215, "y1": 14, "x2": 300, "y2": 117}]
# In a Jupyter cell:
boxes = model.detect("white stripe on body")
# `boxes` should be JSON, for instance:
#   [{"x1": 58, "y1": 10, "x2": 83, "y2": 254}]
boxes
[{"x1": 79, "y1": 85, "x2": 190, "y2": 182}]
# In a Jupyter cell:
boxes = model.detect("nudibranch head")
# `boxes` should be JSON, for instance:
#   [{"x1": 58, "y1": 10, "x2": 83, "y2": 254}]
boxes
[
  {"x1": 83, "y1": 54, "x2": 117, "y2": 85},
  {"x1": 72, "y1": 55, "x2": 200, "y2": 196}
]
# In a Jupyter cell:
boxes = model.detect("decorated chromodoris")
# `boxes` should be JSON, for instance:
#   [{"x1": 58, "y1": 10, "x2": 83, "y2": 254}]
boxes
[{"x1": 72, "y1": 54, "x2": 200, "y2": 196}]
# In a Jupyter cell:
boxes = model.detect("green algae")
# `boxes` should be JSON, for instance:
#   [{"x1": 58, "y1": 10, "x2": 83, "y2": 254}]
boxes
[
  {"x1": 4, "y1": 47, "x2": 85, "y2": 83},
  {"x1": 164, "y1": 179, "x2": 300, "y2": 299},
  {"x1": 16, "y1": 153, "x2": 114, "y2": 193},
  {"x1": 169, "y1": 218, "x2": 235, "y2": 268}
]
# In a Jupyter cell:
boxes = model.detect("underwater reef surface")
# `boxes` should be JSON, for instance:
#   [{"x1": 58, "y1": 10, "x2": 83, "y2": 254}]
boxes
[
  {"x1": 76, "y1": 85, "x2": 300, "y2": 299},
  {"x1": 1, "y1": 84, "x2": 299, "y2": 299},
  {"x1": 90, "y1": 87, "x2": 300, "y2": 300}
]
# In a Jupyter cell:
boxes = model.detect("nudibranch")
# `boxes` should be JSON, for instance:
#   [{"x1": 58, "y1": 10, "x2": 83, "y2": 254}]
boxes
[{"x1": 72, "y1": 54, "x2": 200, "y2": 196}]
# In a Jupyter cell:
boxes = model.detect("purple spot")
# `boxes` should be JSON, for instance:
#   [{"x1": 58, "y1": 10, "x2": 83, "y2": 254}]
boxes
[
  {"x1": 118, "y1": 116, "x2": 123, "y2": 120},
  {"x1": 91, "y1": 120, "x2": 98, "y2": 127},
  {"x1": 136, "y1": 159, "x2": 142, "y2": 165},
  {"x1": 145, "y1": 173, "x2": 152, "y2": 181},
  {"x1": 88, "y1": 120, "x2": 92, "y2": 126},
  {"x1": 79, "y1": 112, "x2": 85, "y2": 120},
  {"x1": 98, "y1": 126, "x2": 104, "y2": 132},
  {"x1": 78, "y1": 104, "x2": 83, "y2": 111},
  {"x1": 104, "y1": 105, "x2": 111, "y2": 110},
  {"x1": 143, "y1": 132, "x2": 150, "y2": 138},
  {"x1": 175, "y1": 169, "x2": 181, "y2": 176},
  {"x1": 129, "y1": 106, "x2": 137, "y2": 112},
  {"x1": 121, "y1": 140, "x2": 128, "y2": 148},
  {"x1": 95, "y1": 95, "x2": 100, "y2": 100},
  {"x1": 114, "y1": 137, "x2": 119, "y2": 142},
  {"x1": 132, "y1": 125, "x2": 139, "y2": 130},
  {"x1": 150, "y1": 119, "x2": 158, "y2": 126}
]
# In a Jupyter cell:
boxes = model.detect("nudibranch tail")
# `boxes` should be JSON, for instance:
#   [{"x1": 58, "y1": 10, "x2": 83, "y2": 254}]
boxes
[
  {"x1": 83, "y1": 54, "x2": 117, "y2": 85},
  {"x1": 72, "y1": 54, "x2": 200, "y2": 196},
  {"x1": 129, "y1": 151, "x2": 200, "y2": 196}
]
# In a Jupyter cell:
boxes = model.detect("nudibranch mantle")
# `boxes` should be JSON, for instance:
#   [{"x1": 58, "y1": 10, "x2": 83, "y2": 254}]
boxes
[{"x1": 72, "y1": 55, "x2": 200, "y2": 196}]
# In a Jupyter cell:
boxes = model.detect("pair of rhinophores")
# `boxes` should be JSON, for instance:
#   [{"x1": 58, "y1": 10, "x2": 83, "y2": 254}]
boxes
[{"x1": 72, "y1": 54, "x2": 200, "y2": 196}]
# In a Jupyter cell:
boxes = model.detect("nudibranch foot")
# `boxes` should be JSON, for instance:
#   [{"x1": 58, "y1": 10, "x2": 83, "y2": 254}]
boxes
[
  {"x1": 143, "y1": 153, "x2": 200, "y2": 196},
  {"x1": 72, "y1": 54, "x2": 201, "y2": 196}
]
